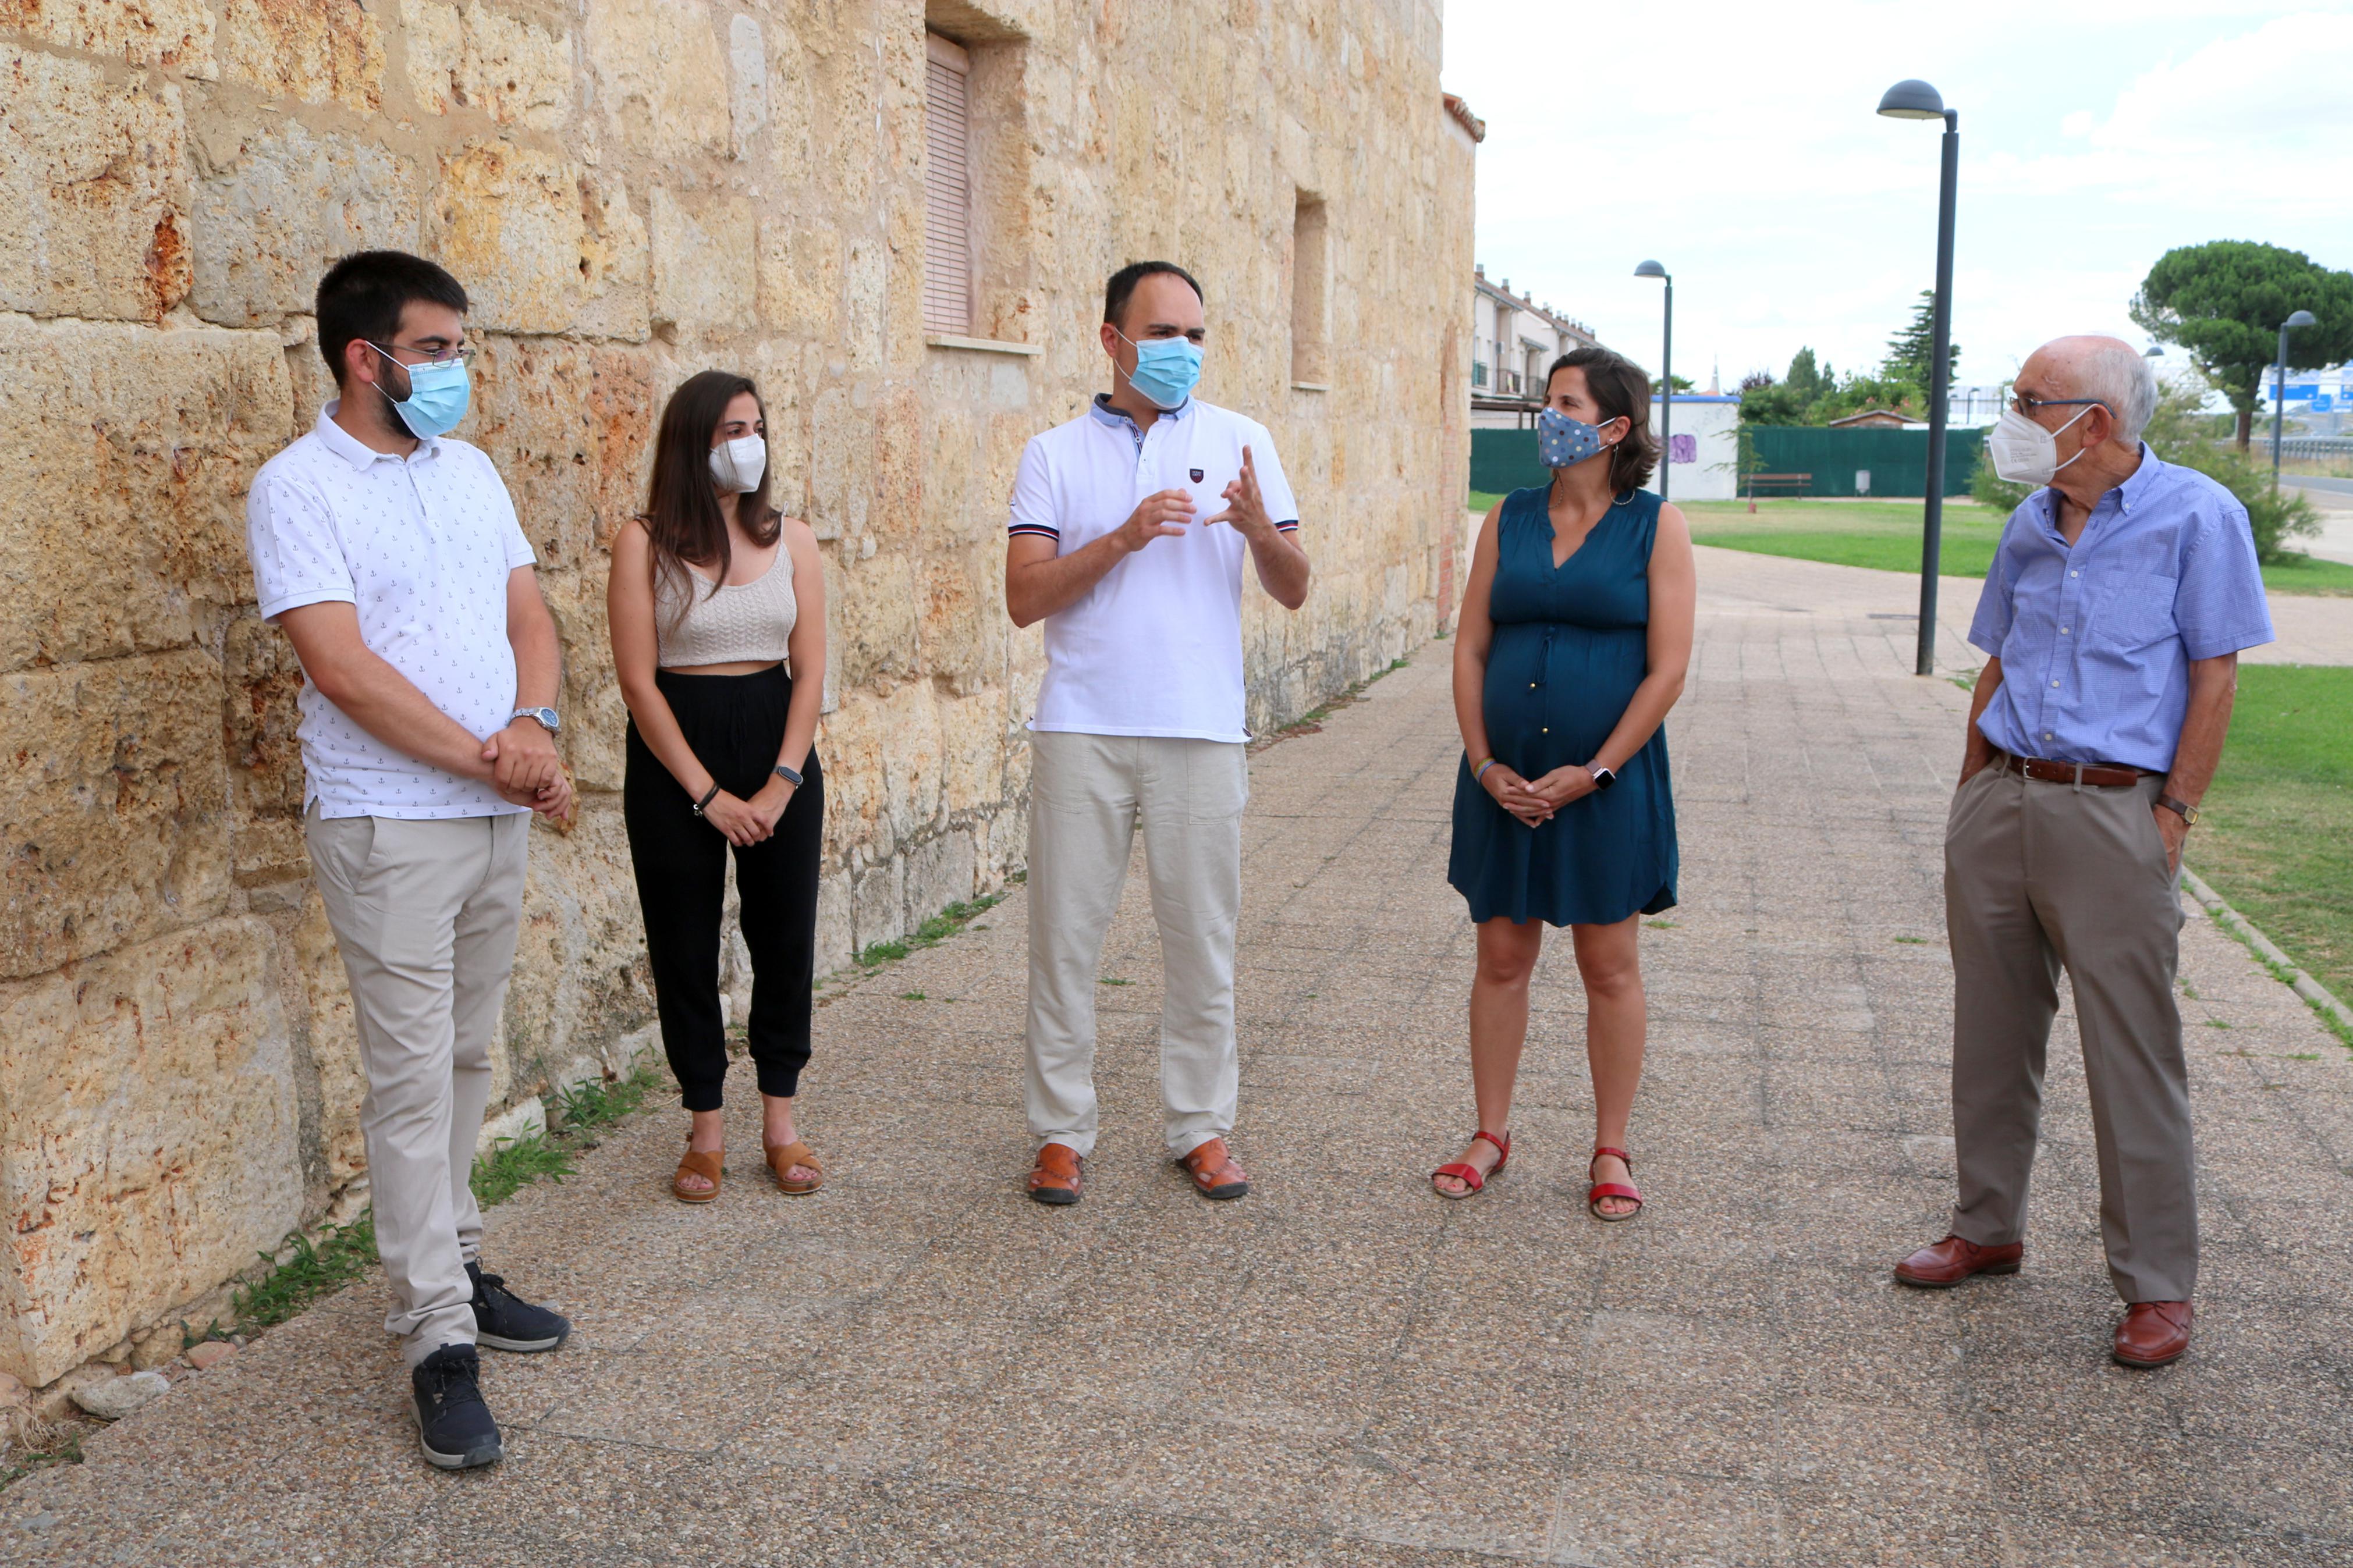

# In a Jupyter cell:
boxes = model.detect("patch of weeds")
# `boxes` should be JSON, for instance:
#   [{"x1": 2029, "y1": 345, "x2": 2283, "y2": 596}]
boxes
[
  {"x1": 1, "y1": 1422, "x2": 86, "y2": 1492},
  {"x1": 2181, "y1": 980, "x2": 2201, "y2": 1000},
  {"x1": 2287, "y1": 1052, "x2": 2321, "y2": 1061},
  {"x1": 1949, "y1": 675, "x2": 1976, "y2": 693},
  {"x1": 857, "y1": 938, "x2": 909, "y2": 968},
  {"x1": 900, "y1": 990, "x2": 927, "y2": 1001},
  {"x1": 1892, "y1": 935, "x2": 1927, "y2": 945},
  {"x1": 550, "y1": 1064, "x2": 660, "y2": 1143},
  {"x1": 1257, "y1": 655, "x2": 1414, "y2": 748},
  {"x1": 853, "y1": 891, "x2": 1012, "y2": 973},
  {"x1": 1099, "y1": 976, "x2": 1133, "y2": 987},
  {"x1": 470, "y1": 1132, "x2": 574, "y2": 1208},
  {"x1": 2205, "y1": 1019, "x2": 2234, "y2": 1030},
  {"x1": 232, "y1": 1210, "x2": 379, "y2": 1332},
  {"x1": 1645, "y1": 918, "x2": 1681, "y2": 930}
]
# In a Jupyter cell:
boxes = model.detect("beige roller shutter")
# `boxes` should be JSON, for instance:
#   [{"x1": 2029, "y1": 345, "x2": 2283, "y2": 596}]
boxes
[{"x1": 922, "y1": 34, "x2": 973, "y2": 335}]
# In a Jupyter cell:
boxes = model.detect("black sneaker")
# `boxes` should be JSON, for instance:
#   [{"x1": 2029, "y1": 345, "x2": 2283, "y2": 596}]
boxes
[
  {"x1": 411, "y1": 1344, "x2": 501, "y2": 1470},
  {"x1": 468, "y1": 1261, "x2": 571, "y2": 1353}
]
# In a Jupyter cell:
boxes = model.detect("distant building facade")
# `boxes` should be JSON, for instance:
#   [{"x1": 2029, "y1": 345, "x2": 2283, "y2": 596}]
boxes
[{"x1": 1471, "y1": 264, "x2": 1600, "y2": 428}]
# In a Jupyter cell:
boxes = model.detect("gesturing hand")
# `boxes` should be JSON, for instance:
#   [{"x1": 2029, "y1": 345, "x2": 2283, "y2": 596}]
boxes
[
  {"x1": 1205, "y1": 445, "x2": 1273, "y2": 541},
  {"x1": 1480, "y1": 762, "x2": 1553, "y2": 828},
  {"x1": 1116, "y1": 489, "x2": 1196, "y2": 554}
]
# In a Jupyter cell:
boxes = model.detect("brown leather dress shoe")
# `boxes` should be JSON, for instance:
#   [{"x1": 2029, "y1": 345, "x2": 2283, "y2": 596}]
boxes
[
  {"x1": 1178, "y1": 1137, "x2": 1249, "y2": 1200},
  {"x1": 2113, "y1": 1301, "x2": 2193, "y2": 1368},
  {"x1": 1893, "y1": 1234, "x2": 2025, "y2": 1289},
  {"x1": 1027, "y1": 1143, "x2": 1083, "y2": 1206}
]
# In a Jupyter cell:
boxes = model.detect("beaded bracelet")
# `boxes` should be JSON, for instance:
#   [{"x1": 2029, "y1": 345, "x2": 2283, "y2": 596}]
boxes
[{"x1": 1473, "y1": 755, "x2": 1499, "y2": 781}]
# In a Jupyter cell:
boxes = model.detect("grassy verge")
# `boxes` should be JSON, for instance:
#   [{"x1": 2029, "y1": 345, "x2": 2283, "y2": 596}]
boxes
[
  {"x1": 855, "y1": 890, "x2": 1010, "y2": 969},
  {"x1": 218, "y1": 1062, "x2": 665, "y2": 1339},
  {"x1": 1682, "y1": 497, "x2": 2004, "y2": 579},
  {"x1": 1254, "y1": 653, "x2": 1413, "y2": 749},
  {"x1": 0, "y1": 1423, "x2": 86, "y2": 1492},
  {"x1": 1468, "y1": 489, "x2": 1507, "y2": 514},
  {"x1": 2192, "y1": 665, "x2": 2353, "y2": 1013},
  {"x1": 2258, "y1": 553, "x2": 2353, "y2": 596}
]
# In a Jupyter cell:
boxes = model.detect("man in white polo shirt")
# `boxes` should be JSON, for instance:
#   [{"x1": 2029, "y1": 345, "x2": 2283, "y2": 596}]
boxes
[
  {"x1": 1005, "y1": 261, "x2": 1311, "y2": 1206},
  {"x1": 246, "y1": 251, "x2": 573, "y2": 1470}
]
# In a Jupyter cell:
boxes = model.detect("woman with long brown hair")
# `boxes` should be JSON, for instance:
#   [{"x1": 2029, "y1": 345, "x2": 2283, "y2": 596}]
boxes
[
  {"x1": 1432, "y1": 346, "x2": 1695, "y2": 1219},
  {"x1": 609, "y1": 370, "x2": 829, "y2": 1203}
]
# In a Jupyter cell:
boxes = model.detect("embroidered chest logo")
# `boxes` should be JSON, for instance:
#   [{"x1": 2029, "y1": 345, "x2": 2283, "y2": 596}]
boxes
[{"x1": 1190, "y1": 468, "x2": 1204, "y2": 483}]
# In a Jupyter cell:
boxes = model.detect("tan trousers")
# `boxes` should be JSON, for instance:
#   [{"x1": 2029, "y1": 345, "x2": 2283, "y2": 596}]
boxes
[
  {"x1": 1025, "y1": 731, "x2": 1247, "y2": 1159},
  {"x1": 306, "y1": 805, "x2": 528, "y2": 1365},
  {"x1": 1943, "y1": 767, "x2": 2195, "y2": 1303}
]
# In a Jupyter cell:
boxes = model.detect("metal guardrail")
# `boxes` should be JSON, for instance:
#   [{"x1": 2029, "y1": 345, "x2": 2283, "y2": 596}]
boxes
[{"x1": 2275, "y1": 436, "x2": 2353, "y2": 459}]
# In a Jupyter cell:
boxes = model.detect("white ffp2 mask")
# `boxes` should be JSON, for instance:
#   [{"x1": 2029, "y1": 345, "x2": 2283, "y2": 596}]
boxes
[
  {"x1": 1986, "y1": 404, "x2": 2096, "y2": 487},
  {"x1": 709, "y1": 435, "x2": 767, "y2": 493}
]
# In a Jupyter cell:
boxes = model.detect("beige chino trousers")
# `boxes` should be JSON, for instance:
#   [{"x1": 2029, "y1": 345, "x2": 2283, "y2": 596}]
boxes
[
  {"x1": 1943, "y1": 767, "x2": 2196, "y2": 1304},
  {"x1": 1025, "y1": 730, "x2": 1247, "y2": 1160},
  {"x1": 306, "y1": 805, "x2": 528, "y2": 1365}
]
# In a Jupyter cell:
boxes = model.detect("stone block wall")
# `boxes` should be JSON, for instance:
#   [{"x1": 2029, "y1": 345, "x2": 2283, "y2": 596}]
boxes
[{"x1": 0, "y1": 0, "x2": 1471, "y2": 1392}]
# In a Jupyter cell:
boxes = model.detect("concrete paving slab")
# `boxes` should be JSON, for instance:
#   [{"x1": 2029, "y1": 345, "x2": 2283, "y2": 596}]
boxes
[{"x1": 8, "y1": 545, "x2": 2351, "y2": 1564}]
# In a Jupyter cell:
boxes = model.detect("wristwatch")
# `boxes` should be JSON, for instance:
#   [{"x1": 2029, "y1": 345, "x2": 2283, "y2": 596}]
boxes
[
  {"x1": 2157, "y1": 794, "x2": 2200, "y2": 826},
  {"x1": 512, "y1": 706, "x2": 561, "y2": 735},
  {"x1": 1588, "y1": 763, "x2": 1618, "y2": 792}
]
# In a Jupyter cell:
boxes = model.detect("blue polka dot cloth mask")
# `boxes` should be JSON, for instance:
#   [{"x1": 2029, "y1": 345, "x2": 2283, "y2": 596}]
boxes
[{"x1": 1536, "y1": 406, "x2": 1619, "y2": 469}]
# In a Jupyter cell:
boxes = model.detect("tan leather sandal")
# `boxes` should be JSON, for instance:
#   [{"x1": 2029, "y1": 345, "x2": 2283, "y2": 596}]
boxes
[
  {"x1": 765, "y1": 1140, "x2": 824, "y2": 1196},
  {"x1": 673, "y1": 1143, "x2": 723, "y2": 1204}
]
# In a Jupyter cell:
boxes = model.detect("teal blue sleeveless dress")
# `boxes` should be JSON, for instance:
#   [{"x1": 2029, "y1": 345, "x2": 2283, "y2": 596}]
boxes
[{"x1": 1448, "y1": 485, "x2": 1678, "y2": 926}]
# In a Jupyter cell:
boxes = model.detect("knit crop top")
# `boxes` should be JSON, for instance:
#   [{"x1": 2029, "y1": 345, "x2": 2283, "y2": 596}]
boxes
[{"x1": 654, "y1": 549, "x2": 798, "y2": 668}]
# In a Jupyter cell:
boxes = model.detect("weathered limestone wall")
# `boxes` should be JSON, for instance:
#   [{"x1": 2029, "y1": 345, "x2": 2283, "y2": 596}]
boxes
[{"x1": 0, "y1": 0, "x2": 1469, "y2": 1392}]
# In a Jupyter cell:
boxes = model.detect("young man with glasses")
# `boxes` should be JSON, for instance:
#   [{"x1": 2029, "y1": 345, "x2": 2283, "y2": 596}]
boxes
[
  {"x1": 244, "y1": 250, "x2": 573, "y2": 1468},
  {"x1": 1893, "y1": 336, "x2": 2273, "y2": 1370},
  {"x1": 1003, "y1": 261, "x2": 1311, "y2": 1205}
]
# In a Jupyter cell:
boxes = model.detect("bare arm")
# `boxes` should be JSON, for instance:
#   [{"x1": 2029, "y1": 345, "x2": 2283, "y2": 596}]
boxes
[
  {"x1": 1958, "y1": 655, "x2": 2004, "y2": 783},
  {"x1": 481, "y1": 566, "x2": 569, "y2": 813},
  {"x1": 744, "y1": 521, "x2": 828, "y2": 831},
  {"x1": 1005, "y1": 490, "x2": 1197, "y2": 627},
  {"x1": 278, "y1": 601, "x2": 509, "y2": 787},
  {"x1": 608, "y1": 523, "x2": 734, "y2": 829},
  {"x1": 1525, "y1": 503, "x2": 1697, "y2": 806},
  {"x1": 2159, "y1": 652, "x2": 2238, "y2": 872},
  {"x1": 1451, "y1": 500, "x2": 1549, "y2": 827}
]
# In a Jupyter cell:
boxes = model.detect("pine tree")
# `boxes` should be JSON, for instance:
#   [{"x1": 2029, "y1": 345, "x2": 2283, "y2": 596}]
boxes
[{"x1": 1882, "y1": 291, "x2": 1959, "y2": 389}]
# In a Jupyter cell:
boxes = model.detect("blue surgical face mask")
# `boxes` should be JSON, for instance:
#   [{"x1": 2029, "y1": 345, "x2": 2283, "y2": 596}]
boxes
[
  {"x1": 1116, "y1": 329, "x2": 1203, "y2": 411},
  {"x1": 370, "y1": 344, "x2": 472, "y2": 438},
  {"x1": 1536, "y1": 405, "x2": 1621, "y2": 469}
]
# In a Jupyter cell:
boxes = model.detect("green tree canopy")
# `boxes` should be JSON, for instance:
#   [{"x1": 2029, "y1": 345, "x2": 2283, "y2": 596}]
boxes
[
  {"x1": 2130, "y1": 241, "x2": 2353, "y2": 449},
  {"x1": 1881, "y1": 290, "x2": 1960, "y2": 389},
  {"x1": 1784, "y1": 347, "x2": 1825, "y2": 404}
]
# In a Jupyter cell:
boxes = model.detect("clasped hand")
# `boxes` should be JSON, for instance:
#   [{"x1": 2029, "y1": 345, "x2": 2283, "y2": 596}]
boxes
[
  {"x1": 1481, "y1": 762, "x2": 1599, "y2": 827},
  {"x1": 481, "y1": 720, "x2": 571, "y2": 820},
  {"x1": 700, "y1": 777, "x2": 795, "y2": 848}
]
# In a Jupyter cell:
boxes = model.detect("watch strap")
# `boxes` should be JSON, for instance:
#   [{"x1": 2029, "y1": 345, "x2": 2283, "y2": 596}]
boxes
[
  {"x1": 2157, "y1": 794, "x2": 2199, "y2": 825},
  {"x1": 774, "y1": 763, "x2": 804, "y2": 788}
]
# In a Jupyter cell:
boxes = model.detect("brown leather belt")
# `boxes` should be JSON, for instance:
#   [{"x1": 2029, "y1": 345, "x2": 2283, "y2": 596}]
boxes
[{"x1": 1994, "y1": 751, "x2": 2152, "y2": 788}]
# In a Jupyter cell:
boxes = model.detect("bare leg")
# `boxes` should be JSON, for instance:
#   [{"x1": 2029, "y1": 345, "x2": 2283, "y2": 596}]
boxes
[
  {"x1": 1573, "y1": 915, "x2": 1646, "y2": 1215},
  {"x1": 1435, "y1": 916, "x2": 1546, "y2": 1196},
  {"x1": 762, "y1": 1093, "x2": 817, "y2": 1183}
]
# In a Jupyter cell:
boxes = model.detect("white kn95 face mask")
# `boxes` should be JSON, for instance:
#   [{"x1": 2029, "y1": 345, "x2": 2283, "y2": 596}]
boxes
[{"x1": 709, "y1": 435, "x2": 767, "y2": 493}]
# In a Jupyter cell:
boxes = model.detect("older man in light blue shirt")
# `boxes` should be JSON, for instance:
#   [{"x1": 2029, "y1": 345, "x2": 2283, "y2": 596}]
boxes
[{"x1": 1893, "y1": 336, "x2": 2273, "y2": 1374}]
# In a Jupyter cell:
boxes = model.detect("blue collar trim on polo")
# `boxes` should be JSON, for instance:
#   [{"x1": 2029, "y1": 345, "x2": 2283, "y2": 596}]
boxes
[
  {"x1": 1090, "y1": 391, "x2": 1194, "y2": 430},
  {"x1": 316, "y1": 399, "x2": 442, "y2": 470}
]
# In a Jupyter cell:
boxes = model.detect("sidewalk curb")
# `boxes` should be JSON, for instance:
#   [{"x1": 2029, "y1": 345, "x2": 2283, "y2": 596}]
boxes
[{"x1": 2181, "y1": 866, "x2": 2353, "y2": 1038}]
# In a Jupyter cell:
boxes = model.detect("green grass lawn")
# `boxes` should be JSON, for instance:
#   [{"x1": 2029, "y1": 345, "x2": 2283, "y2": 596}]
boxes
[
  {"x1": 1468, "y1": 489, "x2": 1507, "y2": 514},
  {"x1": 1681, "y1": 497, "x2": 2006, "y2": 579},
  {"x1": 2194, "y1": 665, "x2": 2353, "y2": 1008}
]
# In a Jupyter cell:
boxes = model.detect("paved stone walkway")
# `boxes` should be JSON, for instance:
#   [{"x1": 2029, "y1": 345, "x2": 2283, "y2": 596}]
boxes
[{"x1": 10, "y1": 550, "x2": 2353, "y2": 1566}]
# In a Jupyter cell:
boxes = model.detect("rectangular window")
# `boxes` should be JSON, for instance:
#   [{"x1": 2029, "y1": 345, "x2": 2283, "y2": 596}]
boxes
[
  {"x1": 1290, "y1": 191, "x2": 1328, "y2": 385},
  {"x1": 922, "y1": 33, "x2": 974, "y2": 335}
]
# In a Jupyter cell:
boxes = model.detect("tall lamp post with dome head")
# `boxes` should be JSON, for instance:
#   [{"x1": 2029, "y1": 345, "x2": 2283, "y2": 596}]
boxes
[
  {"x1": 1634, "y1": 259, "x2": 1671, "y2": 503},
  {"x1": 1878, "y1": 77, "x2": 1958, "y2": 678}
]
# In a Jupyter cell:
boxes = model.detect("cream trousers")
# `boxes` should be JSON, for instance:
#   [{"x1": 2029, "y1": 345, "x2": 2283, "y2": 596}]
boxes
[
  {"x1": 306, "y1": 805, "x2": 528, "y2": 1365},
  {"x1": 1024, "y1": 730, "x2": 1247, "y2": 1159}
]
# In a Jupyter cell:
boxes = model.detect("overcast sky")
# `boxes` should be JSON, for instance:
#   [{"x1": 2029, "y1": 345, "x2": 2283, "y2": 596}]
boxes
[{"x1": 1443, "y1": 0, "x2": 2353, "y2": 392}]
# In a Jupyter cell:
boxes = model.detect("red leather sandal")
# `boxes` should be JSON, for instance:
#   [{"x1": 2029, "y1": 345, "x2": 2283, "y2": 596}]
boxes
[
  {"x1": 1431, "y1": 1129, "x2": 1511, "y2": 1200},
  {"x1": 1587, "y1": 1146, "x2": 1643, "y2": 1222}
]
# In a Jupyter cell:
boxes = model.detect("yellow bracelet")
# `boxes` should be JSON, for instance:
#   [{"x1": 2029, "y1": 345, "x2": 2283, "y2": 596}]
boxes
[{"x1": 1472, "y1": 755, "x2": 1498, "y2": 780}]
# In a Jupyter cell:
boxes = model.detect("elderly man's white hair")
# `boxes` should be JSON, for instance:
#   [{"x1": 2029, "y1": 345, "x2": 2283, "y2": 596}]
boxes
[{"x1": 2049, "y1": 335, "x2": 2160, "y2": 446}]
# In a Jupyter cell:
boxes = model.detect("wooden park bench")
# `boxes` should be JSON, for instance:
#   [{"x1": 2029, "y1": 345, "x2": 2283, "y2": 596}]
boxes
[{"x1": 1741, "y1": 472, "x2": 1811, "y2": 510}]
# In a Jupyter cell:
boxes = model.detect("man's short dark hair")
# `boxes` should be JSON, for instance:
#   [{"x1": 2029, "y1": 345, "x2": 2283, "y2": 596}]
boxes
[
  {"x1": 316, "y1": 250, "x2": 469, "y2": 386},
  {"x1": 1103, "y1": 261, "x2": 1203, "y2": 328}
]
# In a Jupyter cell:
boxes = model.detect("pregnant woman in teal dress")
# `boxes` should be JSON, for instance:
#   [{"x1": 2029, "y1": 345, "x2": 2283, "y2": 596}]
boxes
[{"x1": 1432, "y1": 346, "x2": 1695, "y2": 1218}]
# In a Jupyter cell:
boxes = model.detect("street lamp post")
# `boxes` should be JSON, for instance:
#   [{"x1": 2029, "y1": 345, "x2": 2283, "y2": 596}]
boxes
[
  {"x1": 2272, "y1": 309, "x2": 2317, "y2": 493},
  {"x1": 1635, "y1": 259, "x2": 1671, "y2": 504},
  {"x1": 1878, "y1": 79, "x2": 1958, "y2": 678}
]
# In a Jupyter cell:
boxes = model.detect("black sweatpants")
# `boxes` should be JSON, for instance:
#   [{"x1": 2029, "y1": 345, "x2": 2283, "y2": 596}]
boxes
[{"x1": 623, "y1": 665, "x2": 824, "y2": 1112}]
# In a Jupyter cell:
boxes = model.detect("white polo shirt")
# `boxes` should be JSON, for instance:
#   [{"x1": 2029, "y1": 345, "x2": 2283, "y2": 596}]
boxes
[
  {"x1": 1009, "y1": 396, "x2": 1299, "y2": 742},
  {"x1": 246, "y1": 403, "x2": 538, "y2": 819}
]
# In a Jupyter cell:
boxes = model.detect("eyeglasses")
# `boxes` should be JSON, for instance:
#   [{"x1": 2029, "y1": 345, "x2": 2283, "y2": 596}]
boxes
[
  {"x1": 373, "y1": 341, "x2": 476, "y2": 368},
  {"x1": 2009, "y1": 392, "x2": 2106, "y2": 418}
]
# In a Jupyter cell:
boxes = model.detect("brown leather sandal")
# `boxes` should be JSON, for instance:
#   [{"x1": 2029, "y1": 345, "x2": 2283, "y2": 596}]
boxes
[
  {"x1": 672, "y1": 1144, "x2": 723, "y2": 1204},
  {"x1": 765, "y1": 1140, "x2": 824, "y2": 1196},
  {"x1": 1028, "y1": 1143, "x2": 1083, "y2": 1205},
  {"x1": 1179, "y1": 1137, "x2": 1250, "y2": 1200}
]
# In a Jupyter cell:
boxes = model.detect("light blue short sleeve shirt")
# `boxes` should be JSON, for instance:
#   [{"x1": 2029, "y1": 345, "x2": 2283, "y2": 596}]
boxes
[{"x1": 1968, "y1": 446, "x2": 2274, "y2": 774}]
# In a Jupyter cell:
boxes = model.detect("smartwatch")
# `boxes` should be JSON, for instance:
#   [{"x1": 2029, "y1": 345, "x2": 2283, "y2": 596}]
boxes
[
  {"x1": 774, "y1": 763, "x2": 804, "y2": 788},
  {"x1": 512, "y1": 706, "x2": 561, "y2": 735},
  {"x1": 1588, "y1": 763, "x2": 1618, "y2": 792}
]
